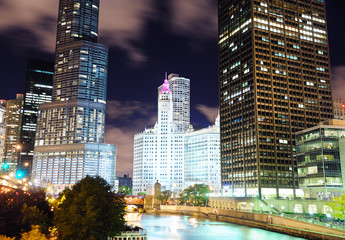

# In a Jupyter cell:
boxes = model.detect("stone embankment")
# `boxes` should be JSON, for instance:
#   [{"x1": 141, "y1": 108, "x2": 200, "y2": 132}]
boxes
[{"x1": 154, "y1": 205, "x2": 345, "y2": 240}]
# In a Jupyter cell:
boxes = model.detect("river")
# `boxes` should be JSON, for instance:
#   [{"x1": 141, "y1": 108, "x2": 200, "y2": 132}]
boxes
[{"x1": 125, "y1": 213, "x2": 306, "y2": 240}]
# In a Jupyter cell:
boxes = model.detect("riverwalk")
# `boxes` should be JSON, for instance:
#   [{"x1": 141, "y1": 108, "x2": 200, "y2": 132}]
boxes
[{"x1": 152, "y1": 205, "x2": 345, "y2": 240}]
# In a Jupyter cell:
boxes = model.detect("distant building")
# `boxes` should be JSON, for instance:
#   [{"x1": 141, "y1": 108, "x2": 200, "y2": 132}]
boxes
[
  {"x1": 133, "y1": 75, "x2": 221, "y2": 195},
  {"x1": 3, "y1": 94, "x2": 24, "y2": 173},
  {"x1": 117, "y1": 174, "x2": 133, "y2": 189},
  {"x1": 0, "y1": 101, "x2": 6, "y2": 166},
  {"x1": 333, "y1": 97, "x2": 345, "y2": 120},
  {"x1": 296, "y1": 119, "x2": 345, "y2": 200},
  {"x1": 133, "y1": 78, "x2": 186, "y2": 194},
  {"x1": 184, "y1": 115, "x2": 221, "y2": 193},
  {"x1": 20, "y1": 59, "x2": 54, "y2": 177}
]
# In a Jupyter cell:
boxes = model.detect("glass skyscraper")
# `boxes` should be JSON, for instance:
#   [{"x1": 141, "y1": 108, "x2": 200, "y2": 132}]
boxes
[
  {"x1": 218, "y1": 0, "x2": 333, "y2": 198},
  {"x1": 32, "y1": 0, "x2": 116, "y2": 193},
  {"x1": 20, "y1": 59, "x2": 54, "y2": 178}
]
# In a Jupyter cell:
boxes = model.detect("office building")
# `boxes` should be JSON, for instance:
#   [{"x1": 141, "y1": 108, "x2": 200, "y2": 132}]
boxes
[
  {"x1": 20, "y1": 59, "x2": 54, "y2": 177},
  {"x1": 219, "y1": 0, "x2": 333, "y2": 198},
  {"x1": 3, "y1": 94, "x2": 24, "y2": 173},
  {"x1": 333, "y1": 97, "x2": 345, "y2": 120},
  {"x1": 0, "y1": 101, "x2": 6, "y2": 166},
  {"x1": 133, "y1": 78, "x2": 185, "y2": 194},
  {"x1": 117, "y1": 174, "x2": 133, "y2": 189},
  {"x1": 184, "y1": 115, "x2": 221, "y2": 193},
  {"x1": 296, "y1": 119, "x2": 345, "y2": 199},
  {"x1": 32, "y1": 0, "x2": 116, "y2": 194}
]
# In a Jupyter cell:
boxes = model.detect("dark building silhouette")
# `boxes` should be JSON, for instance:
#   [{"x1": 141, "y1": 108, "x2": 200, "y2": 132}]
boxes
[{"x1": 20, "y1": 59, "x2": 54, "y2": 177}]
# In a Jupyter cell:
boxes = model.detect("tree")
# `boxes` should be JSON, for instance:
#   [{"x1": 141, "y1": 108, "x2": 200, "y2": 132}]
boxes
[
  {"x1": 20, "y1": 226, "x2": 48, "y2": 240},
  {"x1": 118, "y1": 186, "x2": 133, "y2": 195},
  {"x1": 0, "y1": 235, "x2": 14, "y2": 240},
  {"x1": 0, "y1": 188, "x2": 52, "y2": 238},
  {"x1": 137, "y1": 192, "x2": 146, "y2": 196},
  {"x1": 327, "y1": 195, "x2": 345, "y2": 219},
  {"x1": 179, "y1": 184, "x2": 211, "y2": 206},
  {"x1": 157, "y1": 190, "x2": 172, "y2": 205},
  {"x1": 54, "y1": 176, "x2": 126, "y2": 240}
]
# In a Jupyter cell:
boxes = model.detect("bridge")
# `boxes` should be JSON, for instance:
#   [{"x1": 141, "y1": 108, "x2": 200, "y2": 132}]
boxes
[{"x1": 124, "y1": 195, "x2": 145, "y2": 211}]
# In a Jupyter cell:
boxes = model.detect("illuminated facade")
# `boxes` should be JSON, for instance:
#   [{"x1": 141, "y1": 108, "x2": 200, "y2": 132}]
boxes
[
  {"x1": 133, "y1": 76, "x2": 221, "y2": 195},
  {"x1": 0, "y1": 101, "x2": 6, "y2": 165},
  {"x1": 20, "y1": 59, "x2": 54, "y2": 177},
  {"x1": 133, "y1": 78, "x2": 185, "y2": 194},
  {"x1": 3, "y1": 94, "x2": 24, "y2": 173},
  {"x1": 333, "y1": 97, "x2": 345, "y2": 120},
  {"x1": 219, "y1": 0, "x2": 333, "y2": 198},
  {"x1": 296, "y1": 119, "x2": 345, "y2": 199},
  {"x1": 32, "y1": 0, "x2": 116, "y2": 192},
  {"x1": 184, "y1": 115, "x2": 221, "y2": 193},
  {"x1": 159, "y1": 74, "x2": 191, "y2": 133}
]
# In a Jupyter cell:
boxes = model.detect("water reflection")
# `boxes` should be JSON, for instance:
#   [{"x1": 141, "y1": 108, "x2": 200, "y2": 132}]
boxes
[{"x1": 125, "y1": 213, "x2": 306, "y2": 240}]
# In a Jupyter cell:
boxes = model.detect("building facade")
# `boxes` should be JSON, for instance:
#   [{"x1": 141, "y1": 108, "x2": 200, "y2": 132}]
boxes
[
  {"x1": 219, "y1": 0, "x2": 333, "y2": 198},
  {"x1": 20, "y1": 59, "x2": 54, "y2": 177},
  {"x1": 333, "y1": 97, "x2": 345, "y2": 120},
  {"x1": 184, "y1": 115, "x2": 221, "y2": 193},
  {"x1": 0, "y1": 101, "x2": 6, "y2": 166},
  {"x1": 3, "y1": 94, "x2": 24, "y2": 173},
  {"x1": 296, "y1": 119, "x2": 345, "y2": 200},
  {"x1": 159, "y1": 74, "x2": 191, "y2": 133},
  {"x1": 32, "y1": 0, "x2": 116, "y2": 193},
  {"x1": 133, "y1": 78, "x2": 185, "y2": 194}
]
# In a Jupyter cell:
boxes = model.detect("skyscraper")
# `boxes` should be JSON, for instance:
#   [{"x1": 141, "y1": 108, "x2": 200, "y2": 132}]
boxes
[
  {"x1": 3, "y1": 94, "x2": 24, "y2": 173},
  {"x1": 133, "y1": 78, "x2": 185, "y2": 194},
  {"x1": 219, "y1": 0, "x2": 333, "y2": 198},
  {"x1": 32, "y1": 0, "x2": 116, "y2": 193},
  {"x1": 333, "y1": 97, "x2": 345, "y2": 120},
  {"x1": 20, "y1": 59, "x2": 54, "y2": 177},
  {"x1": 159, "y1": 74, "x2": 191, "y2": 133}
]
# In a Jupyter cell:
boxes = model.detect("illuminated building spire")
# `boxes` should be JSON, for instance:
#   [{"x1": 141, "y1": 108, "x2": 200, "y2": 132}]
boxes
[{"x1": 160, "y1": 79, "x2": 171, "y2": 94}]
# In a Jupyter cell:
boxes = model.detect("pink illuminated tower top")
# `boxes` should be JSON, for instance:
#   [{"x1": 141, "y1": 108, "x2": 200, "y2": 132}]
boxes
[{"x1": 160, "y1": 79, "x2": 171, "y2": 94}]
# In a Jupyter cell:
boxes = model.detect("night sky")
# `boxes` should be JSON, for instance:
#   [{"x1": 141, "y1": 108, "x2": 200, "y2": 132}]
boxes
[{"x1": 0, "y1": 0, "x2": 344, "y2": 176}]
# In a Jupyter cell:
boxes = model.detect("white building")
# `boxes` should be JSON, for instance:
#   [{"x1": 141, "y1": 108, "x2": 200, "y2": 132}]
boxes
[
  {"x1": 184, "y1": 115, "x2": 221, "y2": 193},
  {"x1": 133, "y1": 75, "x2": 221, "y2": 195},
  {"x1": 133, "y1": 78, "x2": 185, "y2": 194}
]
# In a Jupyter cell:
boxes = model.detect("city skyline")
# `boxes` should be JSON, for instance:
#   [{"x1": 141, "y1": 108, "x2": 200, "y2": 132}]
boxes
[{"x1": 0, "y1": 0, "x2": 344, "y2": 176}]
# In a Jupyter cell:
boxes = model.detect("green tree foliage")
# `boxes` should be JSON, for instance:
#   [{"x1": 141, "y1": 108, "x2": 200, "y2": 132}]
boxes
[
  {"x1": 54, "y1": 176, "x2": 126, "y2": 240},
  {"x1": 20, "y1": 226, "x2": 48, "y2": 240},
  {"x1": 137, "y1": 192, "x2": 146, "y2": 196},
  {"x1": 157, "y1": 190, "x2": 172, "y2": 205},
  {"x1": 118, "y1": 186, "x2": 133, "y2": 195},
  {"x1": 327, "y1": 195, "x2": 345, "y2": 219},
  {"x1": 179, "y1": 184, "x2": 211, "y2": 206},
  {"x1": 0, "y1": 188, "x2": 52, "y2": 238}
]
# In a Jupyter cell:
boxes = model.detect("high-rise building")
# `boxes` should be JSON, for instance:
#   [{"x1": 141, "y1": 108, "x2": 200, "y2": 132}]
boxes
[
  {"x1": 333, "y1": 97, "x2": 345, "y2": 120},
  {"x1": 219, "y1": 0, "x2": 333, "y2": 198},
  {"x1": 159, "y1": 74, "x2": 191, "y2": 133},
  {"x1": 20, "y1": 59, "x2": 54, "y2": 177},
  {"x1": 133, "y1": 78, "x2": 185, "y2": 194},
  {"x1": 3, "y1": 94, "x2": 24, "y2": 173},
  {"x1": 32, "y1": 0, "x2": 116, "y2": 194},
  {"x1": 0, "y1": 101, "x2": 6, "y2": 166},
  {"x1": 184, "y1": 115, "x2": 221, "y2": 193},
  {"x1": 296, "y1": 119, "x2": 345, "y2": 200},
  {"x1": 133, "y1": 75, "x2": 221, "y2": 195}
]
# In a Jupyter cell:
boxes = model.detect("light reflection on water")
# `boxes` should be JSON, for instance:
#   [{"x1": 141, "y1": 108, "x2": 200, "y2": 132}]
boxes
[{"x1": 125, "y1": 213, "x2": 306, "y2": 240}]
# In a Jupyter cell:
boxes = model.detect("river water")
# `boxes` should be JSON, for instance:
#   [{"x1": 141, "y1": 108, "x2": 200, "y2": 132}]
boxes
[{"x1": 126, "y1": 213, "x2": 306, "y2": 240}]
